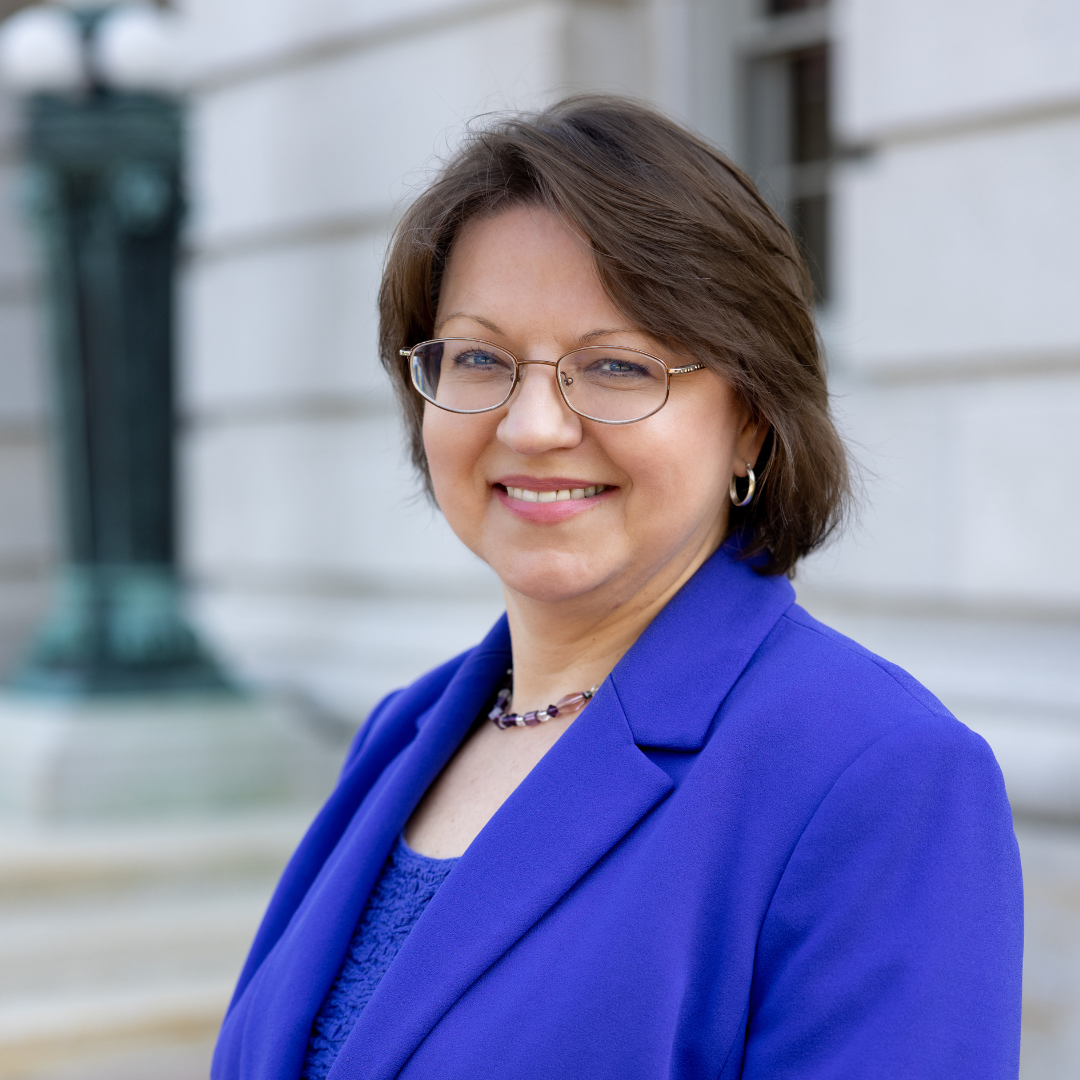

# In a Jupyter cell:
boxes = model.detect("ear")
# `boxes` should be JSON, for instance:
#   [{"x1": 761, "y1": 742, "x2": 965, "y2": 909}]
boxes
[{"x1": 732, "y1": 411, "x2": 770, "y2": 477}]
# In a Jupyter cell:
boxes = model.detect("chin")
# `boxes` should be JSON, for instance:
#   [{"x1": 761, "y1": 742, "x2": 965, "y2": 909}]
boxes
[{"x1": 490, "y1": 547, "x2": 619, "y2": 605}]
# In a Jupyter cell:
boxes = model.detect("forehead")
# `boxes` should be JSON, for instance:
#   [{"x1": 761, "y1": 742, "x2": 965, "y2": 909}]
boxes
[
  {"x1": 449, "y1": 203, "x2": 592, "y2": 268},
  {"x1": 437, "y1": 206, "x2": 620, "y2": 331}
]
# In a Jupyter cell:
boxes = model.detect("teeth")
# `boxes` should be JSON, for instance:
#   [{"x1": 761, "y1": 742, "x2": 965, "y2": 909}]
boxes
[{"x1": 504, "y1": 485, "x2": 607, "y2": 502}]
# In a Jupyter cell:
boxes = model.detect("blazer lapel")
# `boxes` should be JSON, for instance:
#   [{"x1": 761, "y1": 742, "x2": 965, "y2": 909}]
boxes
[
  {"x1": 226, "y1": 626, "x2": 513, "y2": 1080},
  {"x1": 328, "y1": 681, "x2": 674, "y2": 1080},
  {"x1": 614, "y1": 542, "x2": 795, "y2": 750}
]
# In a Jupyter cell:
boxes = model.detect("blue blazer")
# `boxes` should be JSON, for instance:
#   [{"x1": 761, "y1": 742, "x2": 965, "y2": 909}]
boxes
[{"x1": 213, "y1": 544, "x2": 1023, "y2": 1080}]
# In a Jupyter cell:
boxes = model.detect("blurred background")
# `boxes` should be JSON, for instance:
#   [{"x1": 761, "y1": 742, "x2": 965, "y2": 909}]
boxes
[{"x1": 0, "y1": 0, "x2": 1076, "y2": 1077}]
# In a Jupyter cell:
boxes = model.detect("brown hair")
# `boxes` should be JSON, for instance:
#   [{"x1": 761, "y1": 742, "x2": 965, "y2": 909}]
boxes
[{"x1": 378, "y1": 94, "x2": 850, "y2": 576}]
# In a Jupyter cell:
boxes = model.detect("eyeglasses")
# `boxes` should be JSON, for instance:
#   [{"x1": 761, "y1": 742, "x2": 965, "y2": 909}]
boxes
[{"x1": 399, "y1": 338, "x2": 705, "y2": 425}]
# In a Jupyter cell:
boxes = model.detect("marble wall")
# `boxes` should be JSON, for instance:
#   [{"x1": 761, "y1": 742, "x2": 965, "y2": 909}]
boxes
[{"x1": 801, "y1": 0, "x2": 1080, "y2": 790}]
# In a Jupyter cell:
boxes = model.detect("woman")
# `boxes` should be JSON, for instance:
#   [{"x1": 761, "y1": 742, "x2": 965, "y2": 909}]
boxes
[{"x1": 213, "y1": 96, "x2": 1023, "y2": 1080}]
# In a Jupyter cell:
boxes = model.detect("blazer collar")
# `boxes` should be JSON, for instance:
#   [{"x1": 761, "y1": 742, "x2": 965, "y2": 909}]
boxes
[
  {"x1": 409, "y1": 543, "x2": 792, "y2": 753},
  {"x1": 610, "y1": 541, "x2": 795, "y2": 750},
  {"x1": 413, "y1": 614, "x2": 511, "y2": 731},
  {"x1": 412, "y1": 542, "x2": 793, "y2": 753}
]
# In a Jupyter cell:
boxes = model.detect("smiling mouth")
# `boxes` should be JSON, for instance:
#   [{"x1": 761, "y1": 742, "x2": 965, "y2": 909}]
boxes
[{"x1": 497, "y1": 484, "x2": 609, "y2": 503}]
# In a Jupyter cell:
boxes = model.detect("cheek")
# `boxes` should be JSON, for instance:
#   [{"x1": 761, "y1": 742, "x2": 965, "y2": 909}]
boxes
[
  {"x1": 422, "y1": 408, "x2": 493, "y2": 515},
  {"x1": 421, "y1": 408, "x2": 450, "y2": 488},
  {"x1": 423, "y1": 408, "x2": 467, "y2": 482},
  {"x1": 613, "y1": 404, "x2": 735, "y2": 517},
  {"x1": 629, "y1": 452, "x2": 727, "y2": 531}
]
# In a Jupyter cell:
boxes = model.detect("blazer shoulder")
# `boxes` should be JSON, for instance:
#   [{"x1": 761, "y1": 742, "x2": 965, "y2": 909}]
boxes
[
  {"x1": 775, "y1": 603, "x2": 955, "y2": 724},
  {"x1": 725, "y1": 602, "x2": 982, "y2": 778},
  {"x1": 729, "y1": 605, "x2": 1013, "y2": 886}
]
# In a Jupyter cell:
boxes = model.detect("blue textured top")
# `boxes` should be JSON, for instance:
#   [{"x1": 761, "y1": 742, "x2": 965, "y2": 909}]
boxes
[{"x1": 301, "y1": 835, "x2": 458, "y2": 1080}]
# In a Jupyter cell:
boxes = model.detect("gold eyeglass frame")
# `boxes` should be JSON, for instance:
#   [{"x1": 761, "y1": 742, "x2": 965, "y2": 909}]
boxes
[{"x1": 400, "y1": 337, "x2": 705, "y2": 425}]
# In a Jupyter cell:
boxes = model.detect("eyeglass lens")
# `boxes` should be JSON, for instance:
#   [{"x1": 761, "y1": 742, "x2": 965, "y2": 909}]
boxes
[{"x1": 410, "y1": 339, "x2": 669, "y2": 423}]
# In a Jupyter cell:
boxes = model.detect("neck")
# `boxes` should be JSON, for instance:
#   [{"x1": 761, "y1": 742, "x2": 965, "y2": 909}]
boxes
[{"x1": 502, "y1": 527, "x2": 725, "y2": 714}]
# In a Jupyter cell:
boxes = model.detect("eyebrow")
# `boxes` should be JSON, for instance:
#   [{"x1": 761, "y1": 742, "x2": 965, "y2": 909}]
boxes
[
  {"x1": 578, "y1": 326, "x2": 635, "y2": 342},
  {"x1": 435, "y1": 312, "x2": 637, "y2": 345},
  {"x1": 436, "y1": 311, "x2": 502, "y2": 336}
]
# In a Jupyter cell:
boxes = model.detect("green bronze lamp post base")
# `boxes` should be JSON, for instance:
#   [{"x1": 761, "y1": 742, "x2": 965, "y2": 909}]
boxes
[{"x1": 7, "y1": 564, "x2": 232, "y2": 696}]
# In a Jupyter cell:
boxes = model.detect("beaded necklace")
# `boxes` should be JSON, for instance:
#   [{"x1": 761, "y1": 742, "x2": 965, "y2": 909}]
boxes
[{"x1": 488, "y1": 672, "x2": 600, "y2": 730}]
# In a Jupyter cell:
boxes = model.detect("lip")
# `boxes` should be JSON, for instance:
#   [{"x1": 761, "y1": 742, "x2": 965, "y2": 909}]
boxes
[
  {"x1": 492, "y1": 476, "x2": 616, "y2": 524},
  {"x1": 494, "y1": 475, "x2": 608, "y2": 491}
]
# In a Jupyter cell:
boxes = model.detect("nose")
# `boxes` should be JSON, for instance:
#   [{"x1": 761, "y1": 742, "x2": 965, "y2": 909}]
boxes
[{"x1": 496, "y1": 361, "x2": 582, "y2": 455}]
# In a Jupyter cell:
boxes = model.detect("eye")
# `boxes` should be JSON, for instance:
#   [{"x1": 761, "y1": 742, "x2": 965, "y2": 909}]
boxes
[
  {"x1": 449, "y1": 347, "x2": 515, "y2": 376},
  {"x1": 560, "y1": 349, "x2": 668, "y2": 392},
  {"x1": 589, "y1": 357, "x2": 650, "y2": 379},
  {"x1": 456, "y1": 349, "x2": 503, "y2": 367}
]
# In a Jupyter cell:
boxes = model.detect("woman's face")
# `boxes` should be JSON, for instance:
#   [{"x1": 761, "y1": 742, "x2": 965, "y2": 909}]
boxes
[{"x1": 424, "y1": 204, "x2": 762, "y2": 609}]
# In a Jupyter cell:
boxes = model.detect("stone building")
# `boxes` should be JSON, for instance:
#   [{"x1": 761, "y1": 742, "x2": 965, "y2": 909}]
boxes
[{"x1": 0, "y1": 0, "x2": 1078, "y2": 1075}]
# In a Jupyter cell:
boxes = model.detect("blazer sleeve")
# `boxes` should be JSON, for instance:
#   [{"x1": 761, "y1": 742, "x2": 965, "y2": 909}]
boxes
[{"x1": 740, "y1": 716, "x2": 1024, "y2": 1080}]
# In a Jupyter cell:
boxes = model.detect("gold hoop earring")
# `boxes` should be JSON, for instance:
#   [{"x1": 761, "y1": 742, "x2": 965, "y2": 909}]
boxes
[{"x1": 729, "y1": 464, "x2": 755, "y2": 508}]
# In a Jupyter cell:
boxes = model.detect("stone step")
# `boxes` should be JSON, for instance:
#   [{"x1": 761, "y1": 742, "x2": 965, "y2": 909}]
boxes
[
  {"x1": 0, "y1": 695, "x2": 344, "y2": 822},
  {"x1": 0, "y1": 809, "x2": 314, "y2": 1079},
  {"x1": 0, "y1": 809, "x2": 315, "y2": 899},
  {"x1": 0, "y1": 980, "x2": 231, "y2": 1076},
  {"x1": 0, "y1": 885, "x2": 271, "y2": 996}
]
